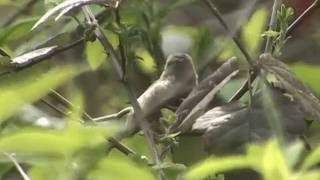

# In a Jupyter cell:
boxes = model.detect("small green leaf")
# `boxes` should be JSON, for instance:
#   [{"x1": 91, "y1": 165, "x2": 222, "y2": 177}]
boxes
[
  {"x1": 135, "y1": 49, "x2": 156, "y2": 75},
  {"x1": 86, "y1": 41, "x2": 105, "y2": 70},
  {"x1": 242, "y1": 8, "x2": 268, "y2": 54}
]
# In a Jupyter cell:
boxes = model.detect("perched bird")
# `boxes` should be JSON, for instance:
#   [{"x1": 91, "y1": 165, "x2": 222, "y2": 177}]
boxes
[
  {"x1": 111, "y1": 53, "x2": 198, "y2": 144},
  {"x1": 191, "y1": 88, "x2": 308, "y2": 155}
]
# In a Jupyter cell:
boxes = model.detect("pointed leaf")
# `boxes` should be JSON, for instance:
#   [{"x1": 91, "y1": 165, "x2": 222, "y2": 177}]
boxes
[{"x1": 32, "y1": 0, "x2": 113, "y2": 30}]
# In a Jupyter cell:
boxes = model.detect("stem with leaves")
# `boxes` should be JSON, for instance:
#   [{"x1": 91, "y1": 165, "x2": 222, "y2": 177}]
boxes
[{"x1": 81, "y1": 5, "x2": 166, "y2": 179}]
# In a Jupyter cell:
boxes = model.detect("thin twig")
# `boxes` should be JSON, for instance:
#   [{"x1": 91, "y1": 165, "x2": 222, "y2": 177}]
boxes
[
  {"x1": 4, "y1": 153, "x2": 30, "y2": 180},
  {"x1": 203, "y1": 0, "x2": 254, "y2": 66},
  {"x1": 107, "y1": 137, "x2": 137, "y2": 156},
  {"x1": 3, "y1": 0, "x2": 39, "y2": 26},
  {"x1": 286, "y1": 0, "x2": 320, "y2": 36},
  {"x1": 265, "y1": 0, "x2": 282, "y2": 53},
  {"x1": 49, "y1": 89, "x2": 93, "y2": 121},
  {"x1": 93, "y1": 107, "x2": 131, "y2": 122},
  {"x1": 40, "y1": 98, "x2": 68, "y2": 117}
]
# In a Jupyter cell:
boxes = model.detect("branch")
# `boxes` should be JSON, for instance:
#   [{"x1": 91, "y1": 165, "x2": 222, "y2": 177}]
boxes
[
  {"x1": 93, "y1": 107, "x2": 131, "y2": 122},
  {"x1": 286, "y1": 0, "x2": 320, "y2": 36},
  {"x1": 4, "y1": 153, "x2": 30, "y2": 180},
  {"x1": 107, "y1": 137, "x2": 137, "y2": 156},
  {"x1": 265, "y1": 0, "x2": 282, "y2": 53},
  {"x1": 49, "y1": 89, "x2": 93, "y2": 121},
  {"x1": 40, "y1": 98, "x2": 69, "y2": 117},
  {"x1": 203, "y1": 0, "x2": 254, "y2": 66},
  {"x1": 3, "y1": 0, "x2": 39, "y2": 26}
]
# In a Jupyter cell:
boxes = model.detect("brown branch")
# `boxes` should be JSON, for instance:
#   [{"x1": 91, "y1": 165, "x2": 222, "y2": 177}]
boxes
[
  {"x1": 3, "y1": 0, "x2": 39, "y2": 26},
  {"x1": 286, "y1": 0, "x2": 320, "y2": 36}
]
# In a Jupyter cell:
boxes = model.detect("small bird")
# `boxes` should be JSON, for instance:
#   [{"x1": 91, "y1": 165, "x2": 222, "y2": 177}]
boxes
[{"x1": 111, "y1": 53, "x2": 198, "y2": 144}]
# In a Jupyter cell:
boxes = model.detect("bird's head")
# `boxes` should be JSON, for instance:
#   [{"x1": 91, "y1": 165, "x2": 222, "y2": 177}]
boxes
[{"x1": 160, "y1": 53, "x2": 198, "y2": 84}]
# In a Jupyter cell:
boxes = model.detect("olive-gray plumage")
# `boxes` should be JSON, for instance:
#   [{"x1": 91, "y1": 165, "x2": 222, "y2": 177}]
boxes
[{"x1": 115, "y1": 53, "x2": 198, "y2": 140}]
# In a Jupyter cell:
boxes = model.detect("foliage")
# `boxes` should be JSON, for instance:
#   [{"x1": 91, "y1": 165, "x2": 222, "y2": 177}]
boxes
[{"x1": 0, "y1": 0, "x2": 320, "y2": 180}]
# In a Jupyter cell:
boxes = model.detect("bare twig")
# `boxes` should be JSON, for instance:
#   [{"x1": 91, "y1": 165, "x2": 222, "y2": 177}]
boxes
[
  {"x1": 40, "y1": 98, "x2": 69, "y2": 117},
  {"x1": 107, "y1": 137, "x2": 137, "y2": 156},
  {"x1": 93, "y1": 107, "x2": 131, "y2": 122},
  {"x1": 3, "y1": 0, "x2": 39, "y2": 26},
  {"x1": 4, "y1": 153, "x2": 30, "y2": 180},
  {"x1": 49, "y1": 89, "x2": 93, "y2": 121},
  {"x1": 286, "y1": 0, "x2": 320, "y2": 36},
  {"x1": 203, "y1": 0, "x2": 254, "y2": 66}
]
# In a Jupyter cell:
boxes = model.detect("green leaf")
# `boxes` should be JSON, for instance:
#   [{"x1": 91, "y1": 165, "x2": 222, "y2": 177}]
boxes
[
  {"x1": 86, "y1": 41, "x2": 105, "y2": 70},
  {"x1": 290, "y1": 64, "x2": 320, "y2": 95},
  {"x1": 0, "y1": 65, "x2": 77, "y2": 122},
  {"x1": 88, "y1": 157, "x2": 155, "y2": 180},
  {"x1": 136, "y1": 49, "x2": 156, "y2": 75},
  {"x1": 242, "y1": 8, "x2": 268, "y2": 54},
  {"x1": 284, "y1": 141, "x2": 304, "y2": 169},
  {"x1": 0, "y1": 18, "x2": 38, "y2": 45},
  {"x1": 260, "y1": 140, "x2": 289, "y2": 180},
  {"x1": 301, "y1": 146, "x2": 320, "y2": 170},
  {"x1": 185, "y1": 156, "x2": 253, "y2": 180},
  {"x1": 262, "y1": 30, "x2": 280, "y2": 38}
]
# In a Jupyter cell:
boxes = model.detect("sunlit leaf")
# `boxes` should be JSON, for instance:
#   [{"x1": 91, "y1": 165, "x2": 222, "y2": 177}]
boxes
[
  {"x1": 88, "y1": 157, "x2": 155, "y2": 180},
  {"x1": 136, "y1": 49, "x2": 156, "y2": 75},
  {"x1": 0, "y1": 66, "x2": 77, "y2": 122},
  {"x1": 301, "y1": 146, "x2": 320, "y2": 170},
  {"x1": 242, "y1": 8, "x2": 268, "y2": 54},
  {"x1": 290, "y1": 63, "x2": 320, "y2": 95},
  {"x1": 185, "y1": 156, "x2": 253, "y2": 180},
  {"x1": 86, "y1": 41, "x2": 105, "y2": 70},
  {"x1": 260, "y1": 140, "x2": 289, "y2": 180}
]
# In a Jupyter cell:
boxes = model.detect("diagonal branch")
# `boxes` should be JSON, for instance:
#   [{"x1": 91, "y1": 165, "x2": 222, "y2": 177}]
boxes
[
  {"x1": 203, "y1": 0, "x2": 254, "y2": 66},
  {"x1": 286, "y1": 0, "x2": 320, "y2": 36}
]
